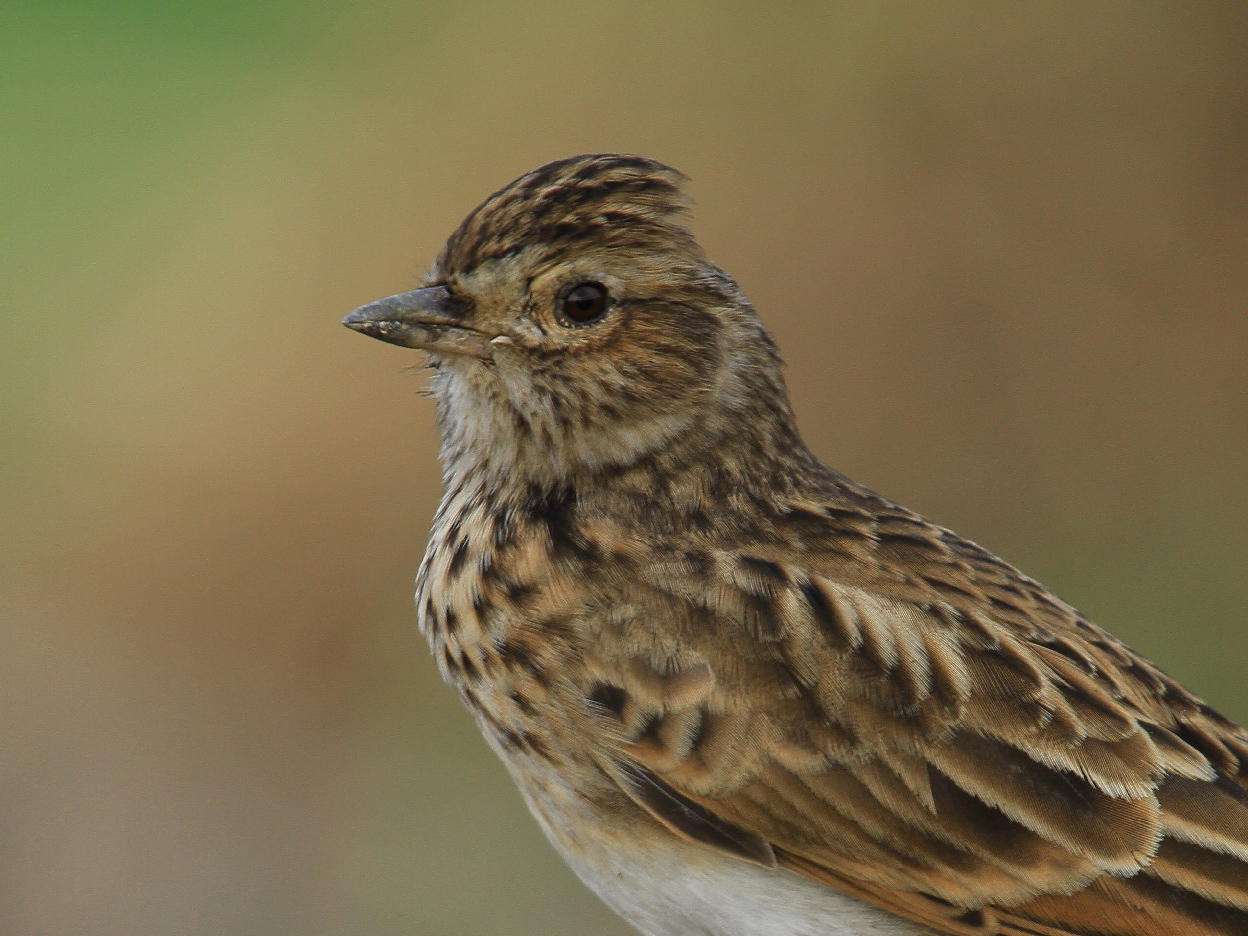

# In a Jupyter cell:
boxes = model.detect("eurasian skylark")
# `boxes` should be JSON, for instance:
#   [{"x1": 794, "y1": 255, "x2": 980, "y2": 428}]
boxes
[{"x1": 344, "y1": 155, "x2": 1248, "y2": 936}]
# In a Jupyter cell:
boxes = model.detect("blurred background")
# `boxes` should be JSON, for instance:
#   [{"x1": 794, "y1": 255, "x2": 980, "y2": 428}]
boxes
[{"x1": 4, "y1": 3, "x2": 1247, "y2": 934}]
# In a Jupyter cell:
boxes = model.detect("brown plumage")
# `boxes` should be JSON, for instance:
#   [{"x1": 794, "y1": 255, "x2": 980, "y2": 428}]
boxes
[{"x1": 344, "y1": 154, "x2": 1248, "y2": 936}]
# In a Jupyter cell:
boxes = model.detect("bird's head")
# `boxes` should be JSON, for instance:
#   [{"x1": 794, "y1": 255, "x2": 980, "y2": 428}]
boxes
[{"x1": 345, "y1": 155, "x2": 797, "y2": 490}]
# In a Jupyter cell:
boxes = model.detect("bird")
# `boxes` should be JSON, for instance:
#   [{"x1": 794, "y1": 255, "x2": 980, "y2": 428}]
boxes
[{"x1": 343, "y1": 154, "x2": 1248, "y2": 936}]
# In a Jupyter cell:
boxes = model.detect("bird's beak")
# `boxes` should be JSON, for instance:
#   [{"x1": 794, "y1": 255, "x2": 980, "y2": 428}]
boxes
[{"x1": 342, "y1": 286, "x2": 492, "y2": 360}]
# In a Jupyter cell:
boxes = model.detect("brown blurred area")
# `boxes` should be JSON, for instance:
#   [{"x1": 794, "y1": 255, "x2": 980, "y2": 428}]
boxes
[{"x1": 3, "y1": 4, "x2": 1247, "y2": 934}]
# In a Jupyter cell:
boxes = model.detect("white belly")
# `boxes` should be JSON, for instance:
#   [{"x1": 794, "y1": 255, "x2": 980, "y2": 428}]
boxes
[
  {"x1": 505, "y1": 750, "x2": 933, "y2": 936},
  {"x1": 561, "y1": 833, "x2": 934, "y2": 936}
]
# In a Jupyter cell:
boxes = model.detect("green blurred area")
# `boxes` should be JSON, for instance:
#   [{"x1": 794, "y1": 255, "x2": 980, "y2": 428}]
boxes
[{"x1": 4, "y1": 3, "x2": 1247, "y2": 935}]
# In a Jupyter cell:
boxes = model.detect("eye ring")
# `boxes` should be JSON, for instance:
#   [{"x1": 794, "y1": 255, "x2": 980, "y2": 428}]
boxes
[{"x1": 559, "y1": 282, "x2": 610, "y2": 325}]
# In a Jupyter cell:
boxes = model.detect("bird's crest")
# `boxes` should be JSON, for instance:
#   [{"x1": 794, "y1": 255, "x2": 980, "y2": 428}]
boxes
[{"x1": 435, "y1": 154, "x2": 694, "y2": 277}]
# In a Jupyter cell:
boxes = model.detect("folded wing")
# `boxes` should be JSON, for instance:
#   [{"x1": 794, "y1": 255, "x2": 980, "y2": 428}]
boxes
[{"x1": 583, "y1": 492, "x2": 1248, "y2": 936}]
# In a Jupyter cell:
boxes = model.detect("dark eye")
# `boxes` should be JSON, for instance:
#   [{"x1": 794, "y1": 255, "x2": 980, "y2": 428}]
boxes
[{"x1": 560, "y1": 282, "x2": 609, "y2": 325}]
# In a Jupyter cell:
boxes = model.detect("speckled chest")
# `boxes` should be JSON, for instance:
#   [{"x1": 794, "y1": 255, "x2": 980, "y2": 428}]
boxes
[{"x1": 414, "y1": 481, "x2": 599, "y2": 771}]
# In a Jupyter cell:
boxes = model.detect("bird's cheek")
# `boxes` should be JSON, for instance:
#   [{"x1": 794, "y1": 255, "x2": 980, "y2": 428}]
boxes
[{"x1": 504, "y1": 317, "x2": 550, "y2": 348}]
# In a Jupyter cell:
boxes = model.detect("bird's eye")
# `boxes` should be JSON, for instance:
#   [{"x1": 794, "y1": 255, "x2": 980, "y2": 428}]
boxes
[{"x1": 560, "y1": 282, "x2": 609, "y2": 325}]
